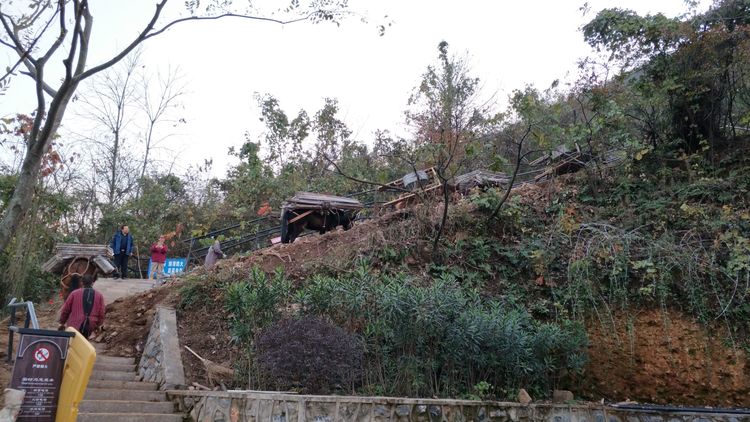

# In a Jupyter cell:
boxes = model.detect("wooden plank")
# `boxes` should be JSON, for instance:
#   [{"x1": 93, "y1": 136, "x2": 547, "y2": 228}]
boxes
[
  {"x1": 41, "y1": 254, "x2": 65, "y2": 273},
  {"x1": 283, "y1": 192, "x2": 363, "y2": 211},
  {"x1": 378, "y1": 167, "x2": 437, "y2": 192},
  {"x1": 92, "y1": 255, "x2": 115, "y2": 274},
  {"x1": 382, "y1": 183, "x2": 444, "y2": 207},
  {"x1": 53, "y1": 243, "x2": 112, "y2": 257},
  {"x1": 288, "y1": 210, "x2": 315, "y2": 224}
]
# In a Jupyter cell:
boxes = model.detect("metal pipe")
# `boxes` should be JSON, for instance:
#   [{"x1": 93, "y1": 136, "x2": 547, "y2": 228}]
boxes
[{"x1": 612, "y1": 404, "x2": 750, "y2": 415}]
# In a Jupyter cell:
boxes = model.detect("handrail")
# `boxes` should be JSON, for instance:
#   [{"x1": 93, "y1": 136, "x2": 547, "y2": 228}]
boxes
[{"x1": 6, "y1": 297, "x2": 40, "y2": 362}]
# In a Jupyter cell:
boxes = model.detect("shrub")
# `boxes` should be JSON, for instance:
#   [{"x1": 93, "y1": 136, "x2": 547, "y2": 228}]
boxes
[
  {"x1": 254, "y1": 316, "x2": 364, "y2": 394},
  {"x1": 224, "y1": 266, "x2": 292, "y2": 345}
]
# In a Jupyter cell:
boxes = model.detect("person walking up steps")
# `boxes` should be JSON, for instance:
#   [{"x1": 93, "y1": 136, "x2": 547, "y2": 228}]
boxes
[
  {"x1": 150, "y1": 235, "x2": 168, "y2": 283},
  {"x1": 59, "y1": 274, "x2": 105, "y2": 339},
  {"x1": 110, "y1": 224, "x2": 134, "y2": 280}
]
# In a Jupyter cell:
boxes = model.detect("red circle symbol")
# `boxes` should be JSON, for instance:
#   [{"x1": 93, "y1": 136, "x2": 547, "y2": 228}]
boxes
[{"x1": 34, "y1": 347, "x2": 50, "y2": 362}]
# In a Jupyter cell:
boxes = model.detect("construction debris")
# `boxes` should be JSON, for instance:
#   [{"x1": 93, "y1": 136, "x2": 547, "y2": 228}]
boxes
[
  {"x1": 41, "y1": 243, "x2": 114, "y2": 274},
  {"x1": 281, "y1": 192, "x2": 364, "y2": 212},
  {"x1": 452, "y1": 169, "x2": 510, "y2": 193},
  {"x1": 378, "y1": 167, "x2": 438, "y2": 192},
  {"x1": 529, "y1": 144, "x2": 592, "y2": 182}
]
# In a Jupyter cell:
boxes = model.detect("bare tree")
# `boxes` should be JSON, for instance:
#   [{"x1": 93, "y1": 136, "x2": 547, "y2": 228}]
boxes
[
  {"x1": 0, "y1": 0, "x2": 351, "y2": 254},
  {"x1": 138, "y1": 65, "x2": 186, "y2": 185},
  {"x1": 76, "y1": 51, "x2": 141, "y2": 206}
]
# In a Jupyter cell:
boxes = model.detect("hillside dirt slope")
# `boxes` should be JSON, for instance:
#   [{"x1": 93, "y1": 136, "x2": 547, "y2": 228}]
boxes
[
  {"x1": 584, "y1": 309, "x2": 749, "y2": 407},
  {"x1": 100, "y1": 200, "x2": 750, "y2": 406}
]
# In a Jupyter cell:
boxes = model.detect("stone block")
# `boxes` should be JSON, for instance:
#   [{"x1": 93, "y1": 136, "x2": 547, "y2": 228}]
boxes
[
  {"x1": 518, "y1": 389, "x2": 533, "y2": 405},
  {"x1": 396, "y1": 405, "x2": 411, "y2": 416},
  {"x1": 490, "y1": 409, "x2": 508, "y2": 419},
  {"x1": 552, "y1": 390, "x2": 574, "y2": 403},
  {"x1": 373, "y1": 405, "x2": 389, "y2": 417}
]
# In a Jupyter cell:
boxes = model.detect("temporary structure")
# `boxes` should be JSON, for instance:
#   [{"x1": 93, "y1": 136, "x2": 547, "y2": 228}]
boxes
[
  {"x1": 41, "y1": 243, "x2": 115, "y2": 274},
  {"x1": 281, "y1": 192, "x2": 364, "y2": 212},
  {"x1": 452, "y1": 170, "x2": 510, "y2": 193}
]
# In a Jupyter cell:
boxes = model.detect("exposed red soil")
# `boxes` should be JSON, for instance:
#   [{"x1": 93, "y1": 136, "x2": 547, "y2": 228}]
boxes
[
  {"x1": 98, "y1": 283, "x2": 178, "y2": 356},
  {"x1": 583, "y1": 309, "x2": 750, "y2": 407},
  {"x1": 176, "y1": 301, "x2": 236, "y2": 388}
]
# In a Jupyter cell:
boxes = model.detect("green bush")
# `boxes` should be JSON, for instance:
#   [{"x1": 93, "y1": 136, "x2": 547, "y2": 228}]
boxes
[
  {"x1": 224, "y1": 267, "x2": 292, "y2": 345},
  {"x1": 296, "y1": 272, "x2": 588, "y2": 398}
]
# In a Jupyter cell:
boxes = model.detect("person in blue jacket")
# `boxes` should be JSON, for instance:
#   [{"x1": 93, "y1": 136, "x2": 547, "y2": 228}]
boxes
[{"x1": 110, "y1": 225, "x2": 134, "y2": 280}]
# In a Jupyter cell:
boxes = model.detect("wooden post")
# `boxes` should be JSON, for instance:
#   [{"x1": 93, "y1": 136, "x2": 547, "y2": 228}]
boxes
[{"x1": 135, "y1": 243, "x2": 142, "y2": 279}]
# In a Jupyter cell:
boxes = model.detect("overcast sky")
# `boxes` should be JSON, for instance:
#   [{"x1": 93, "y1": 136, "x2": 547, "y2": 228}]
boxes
[{"x1": 0, "y1": 0, "x2": 710, "y2": 178}]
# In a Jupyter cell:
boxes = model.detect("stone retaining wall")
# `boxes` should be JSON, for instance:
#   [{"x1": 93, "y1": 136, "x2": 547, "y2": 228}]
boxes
[
  {"x1": 138, "y1": 306, "x2": 186, "y2": 389},
  {"x1": 167, "y1": 390, "x2": 750, "y2": 422}
]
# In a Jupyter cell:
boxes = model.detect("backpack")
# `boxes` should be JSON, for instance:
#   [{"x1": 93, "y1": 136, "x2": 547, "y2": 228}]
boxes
[{"x1": 79, "y1": 288, "x2": 95, "y2": 338}]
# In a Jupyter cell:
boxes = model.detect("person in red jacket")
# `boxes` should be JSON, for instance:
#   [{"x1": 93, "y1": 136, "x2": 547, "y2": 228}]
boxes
[
  {"x1": 59, "y1": 274, "x2": 105, "y2": 339},
  {"x1": 149, "y1": 236, "x2": 168, "y2": 280}
]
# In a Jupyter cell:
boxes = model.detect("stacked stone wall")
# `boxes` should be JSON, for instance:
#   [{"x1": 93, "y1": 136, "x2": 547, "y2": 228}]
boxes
[
  {"x1": 167, "y1": 390, "x2": 750, "y2": 422},
  {"x1": 138, "y1": 306, "x2": 186, "y2": 389}
]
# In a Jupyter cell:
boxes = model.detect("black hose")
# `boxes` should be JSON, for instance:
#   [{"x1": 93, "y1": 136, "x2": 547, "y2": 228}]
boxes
[{"x1": 612, "y1": 403, "x2": 750, "y2": 415}]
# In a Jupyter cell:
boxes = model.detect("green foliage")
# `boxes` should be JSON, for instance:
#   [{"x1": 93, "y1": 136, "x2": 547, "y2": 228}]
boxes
[
  {"x1": 295, "y1": 270, "x2": 587, "y2": 398},
  {"x1": 582, "y1": 1, "x2": 750, "y2": 151},
  {"x1": 0, "y1": 183, "x2": 72, "y2": 304},
  {"x1": 178, "y1": 276, "x2": 216, "y2": 310},
  {"x1": 224, "y1": 267, "x2": 292, "y2": 345}
]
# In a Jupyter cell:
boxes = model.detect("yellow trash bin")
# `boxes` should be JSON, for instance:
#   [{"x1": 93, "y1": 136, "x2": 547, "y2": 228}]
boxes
[{"x1": 55, "y1": 328, "x2": 96, "y2": 422}]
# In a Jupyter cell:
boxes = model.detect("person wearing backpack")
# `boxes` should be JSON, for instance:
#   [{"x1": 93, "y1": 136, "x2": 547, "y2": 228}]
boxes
[{"x1": 59, "y1": 274, "x2": 105, "y2": 339}]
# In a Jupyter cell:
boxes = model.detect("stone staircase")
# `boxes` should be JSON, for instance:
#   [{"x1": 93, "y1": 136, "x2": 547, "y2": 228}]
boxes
[{"x1": 77, "y1": 350, "x2": 183, "y2": 421}]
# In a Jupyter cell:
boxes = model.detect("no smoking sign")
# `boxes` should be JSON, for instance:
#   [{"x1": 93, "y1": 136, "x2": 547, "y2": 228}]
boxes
[{"x1": 34, "y1": 347, "x2": 51, "y2": 363}]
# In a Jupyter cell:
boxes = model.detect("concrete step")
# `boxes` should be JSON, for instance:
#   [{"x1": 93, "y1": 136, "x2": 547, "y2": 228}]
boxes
[
  {"x1": 84, "y1": 388, "x2": 166, "y2": 402},
  {"x1": 90, "y1": 370, "x2": 141, "y2": 381},
  {"x1": 79, "y1": 400, "x2": 175, "y2": 414},
  {"x1": 86, "y1": 380, "x2": 158, "y2": 390},
  {"x1": 94, "y1": 362, "x2": 137, "y2": 372},
  {"x1": 77, "y1": 413, "x2": 183, "y2": 422},
  {"x1": 96, "y1": 355, "x2": 136, "y2": 365}
]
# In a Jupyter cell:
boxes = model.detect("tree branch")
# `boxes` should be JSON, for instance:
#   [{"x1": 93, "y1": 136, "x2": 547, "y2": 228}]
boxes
[
  {"x1": 78, "y1": 4, "x2": 312, "y2": 83},
  {"x1": 76, "y1": 0, "x2": 166, "y2": 81},
  {"x1": 323, "y1": 154, "x2": 410, "y2": 193},
  {"x1": 144, "y1": 12, "x2": 314, "y2": 41},
  {"x1": 63, "y1": 0, "x2": 84, "y2": 80},
  {"x1": 0, "y1": 4, "x2": 61, "y2": 97},
  {"x1": 39, "y1": 0, "x2": 67, "y2": 64},
  {"x1": 488, "y1": 125, "x2": 532, "y2": 221}
]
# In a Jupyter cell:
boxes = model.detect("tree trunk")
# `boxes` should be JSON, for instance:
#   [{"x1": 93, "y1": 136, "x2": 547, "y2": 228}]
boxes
[{"x1": 0, "y1": 84, "x2": 77, "y2": 254}]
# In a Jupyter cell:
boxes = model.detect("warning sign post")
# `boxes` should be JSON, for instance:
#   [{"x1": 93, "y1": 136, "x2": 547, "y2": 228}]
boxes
[{"x1": 9, "y1": 328, "x2": 74, "y2": 422}]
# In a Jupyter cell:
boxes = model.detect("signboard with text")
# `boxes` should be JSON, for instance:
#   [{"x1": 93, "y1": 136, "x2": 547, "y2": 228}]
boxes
[
  {"x1": 10, "y1": 329, "x2": 74, "y2": 422},
  {"x1": 147, "y1": 257, "x2": 187, "y2": 277}
]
